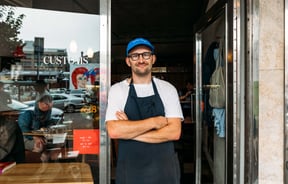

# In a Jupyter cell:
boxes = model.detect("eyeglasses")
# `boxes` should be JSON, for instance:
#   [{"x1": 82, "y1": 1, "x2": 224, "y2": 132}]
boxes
[{"x1": 128, "y1": 52, "x2": 153, "y2": 61}]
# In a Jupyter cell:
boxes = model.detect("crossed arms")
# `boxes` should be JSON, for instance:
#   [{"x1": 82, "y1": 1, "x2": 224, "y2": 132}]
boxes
[{"x1": 106, "y1": 111, "x2": 181, "y2": 143}]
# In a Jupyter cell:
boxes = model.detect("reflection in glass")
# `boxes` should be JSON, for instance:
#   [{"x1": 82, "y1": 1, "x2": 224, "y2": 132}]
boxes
[{"x1": 0, "y1": 5, "x2": 100, "y2": 183}]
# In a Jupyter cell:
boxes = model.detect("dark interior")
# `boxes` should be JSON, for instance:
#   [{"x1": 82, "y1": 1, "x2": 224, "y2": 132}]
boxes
[
  {"x1": 110, "y1": 0, "x2": 208, "y2": 63},
  {"x1": 110, "y1": 0, "x2": 209, "y2": 87}
]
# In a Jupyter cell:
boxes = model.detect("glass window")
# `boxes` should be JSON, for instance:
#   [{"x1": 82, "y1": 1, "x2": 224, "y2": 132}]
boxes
[{"x1": 0, "y1": 3, "x2": 102, "y2": 183}]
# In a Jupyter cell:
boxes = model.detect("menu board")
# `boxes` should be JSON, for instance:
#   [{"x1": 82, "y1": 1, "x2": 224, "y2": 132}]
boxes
[{"x1": 73, "y1": 129, "x2": 99, "y2": 154}]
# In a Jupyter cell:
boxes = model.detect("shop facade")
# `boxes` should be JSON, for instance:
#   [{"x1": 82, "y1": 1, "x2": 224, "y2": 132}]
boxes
[{"x1": 0, "y1": 0, "x2": 287, "y2": 183}]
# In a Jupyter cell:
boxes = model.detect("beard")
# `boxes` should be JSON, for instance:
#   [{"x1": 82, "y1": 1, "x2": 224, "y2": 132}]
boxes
[{"x1": 132, "y1": 66, "x2": 151, "y2": 77}]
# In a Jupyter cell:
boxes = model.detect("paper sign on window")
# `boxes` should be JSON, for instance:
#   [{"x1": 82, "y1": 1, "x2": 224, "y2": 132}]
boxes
[{"x1": 73, "y1": 129, "x2": 99, "y2": 154}]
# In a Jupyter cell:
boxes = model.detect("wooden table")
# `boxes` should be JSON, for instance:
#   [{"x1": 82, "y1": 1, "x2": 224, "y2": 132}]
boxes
[
  {"x1": 23, "y1": 131, "x2": 74, "y2": 140},
  {"x1": 0, "y1": 163, "x2": 94, "y2": 184}
]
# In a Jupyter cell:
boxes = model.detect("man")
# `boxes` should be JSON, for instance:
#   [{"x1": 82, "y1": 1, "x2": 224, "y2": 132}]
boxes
[
  {"x1": 179, "y1": 79, "x2": 194, "y2": 101},
  {"x1": 179, "y1": 78, "x2": 194, "y2": 121},
  {"x1": 18, "y1": 94, "x2": 56, "y2": 161},
  {"x1": 105, "y1": 38, "x2": 183, "y2": 184}
]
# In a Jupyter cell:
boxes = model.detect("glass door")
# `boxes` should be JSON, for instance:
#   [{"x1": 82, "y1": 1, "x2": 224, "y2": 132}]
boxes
[
  {"x1": 195, "y1": 4, "x2": 228, "y2": 184},
  {"x1": 0, "y1": 1, "x2": 111, "y2": 183}
]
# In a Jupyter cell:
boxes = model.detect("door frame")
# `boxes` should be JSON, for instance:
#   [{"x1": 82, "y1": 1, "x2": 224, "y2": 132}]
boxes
[
  {"x1": 194, "y1": 2, "x2": 229, "y2": 184},
  {"x1": 99, "y1": 0, "x2": 111, "y2": 183}
]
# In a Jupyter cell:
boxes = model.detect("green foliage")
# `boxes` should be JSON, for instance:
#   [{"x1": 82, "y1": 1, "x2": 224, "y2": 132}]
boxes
[{"x1": 0, "y1": 6, "x2": 25, "y2": 56}]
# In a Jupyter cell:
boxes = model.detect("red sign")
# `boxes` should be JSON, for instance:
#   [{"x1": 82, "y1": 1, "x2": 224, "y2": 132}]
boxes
[
  {"x1": 13, "y1": 45, "x2": 25, "y2": 58},
  {"x1": 73, "y1": 129, "x2": 99, "y2": 154}
]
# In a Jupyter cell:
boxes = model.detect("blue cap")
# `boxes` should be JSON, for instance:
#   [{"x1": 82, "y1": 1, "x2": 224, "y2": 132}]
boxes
[{"x1": 126, "y1": 38, "x2": 154, "y2": 56}]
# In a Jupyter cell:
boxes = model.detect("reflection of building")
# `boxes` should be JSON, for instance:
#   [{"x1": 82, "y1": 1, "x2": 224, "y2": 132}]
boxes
[
  {"x1": 0, "y1": 40, "x2": 68, "y2": 81},
  {"x1": 23, "y1": 41, "x2": 68, "y2": 71},
  {"x1": 0, "y1": 40, "x2": 100, "y2": 89},
  {"x1": 87, "y1": 51, "x2": 100, "y2": 63}
]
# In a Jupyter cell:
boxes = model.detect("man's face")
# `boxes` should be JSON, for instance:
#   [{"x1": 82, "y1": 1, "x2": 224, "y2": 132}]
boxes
[
  {"x1": 186, "y1": 82, "x2": 193, "y2": 91},
  {"x1": 38, "y1": 101, "x2": 53, "y2": 111},
  {"x1": 125, "y1": 46, "x2": 156, "y2": 77}
]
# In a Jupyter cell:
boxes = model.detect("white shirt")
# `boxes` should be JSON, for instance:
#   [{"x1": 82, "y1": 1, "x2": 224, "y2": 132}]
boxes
[{"x1": 105, "y1": 77, "x2": 183, "y2": 121}]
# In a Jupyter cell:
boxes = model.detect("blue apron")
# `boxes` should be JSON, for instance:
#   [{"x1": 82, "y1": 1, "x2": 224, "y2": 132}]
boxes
[{"x1": 116, "y1": 79, "x2": 180, "y2": 184}]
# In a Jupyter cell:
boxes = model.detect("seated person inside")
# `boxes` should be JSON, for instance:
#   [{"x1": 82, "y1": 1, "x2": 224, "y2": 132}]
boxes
[
  {"x1": 179, "y1": 79, "x2": 194, "y2": 123},
  {"x1": 18, "y1": 93, "x2": 60, "y2": 162}
]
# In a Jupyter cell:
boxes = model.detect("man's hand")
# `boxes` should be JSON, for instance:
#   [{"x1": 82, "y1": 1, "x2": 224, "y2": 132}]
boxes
[
  {"x1": 115, "y1": 111, "x2": 128, "y2": 120},
  {"x1": 116, "y1": 111, "x2": 168, "y2": 130},
  {"x1": 32, "y1": 136, "x2": 46, "y2": 152},
  {"x1": 151, "y1": 116, "x2": 168, "y2": 129}
]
